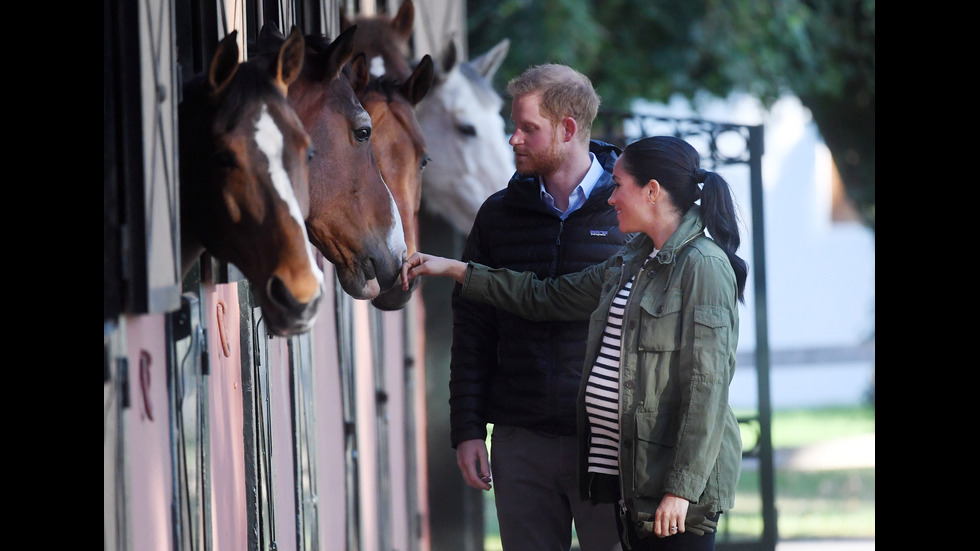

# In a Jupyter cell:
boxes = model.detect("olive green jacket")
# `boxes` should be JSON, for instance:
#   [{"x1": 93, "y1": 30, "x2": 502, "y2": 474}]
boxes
[{"x1": 460, "y1": 206, "x2": 742, "y2": 526}]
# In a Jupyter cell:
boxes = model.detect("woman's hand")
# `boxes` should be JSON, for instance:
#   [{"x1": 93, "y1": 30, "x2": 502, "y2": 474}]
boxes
[
  {"x1": 655, "y1": 493, "x2": 690, "y2": 537},
  {"x1": 401, "y1": 252, "x2": 468, "y2": 289}
]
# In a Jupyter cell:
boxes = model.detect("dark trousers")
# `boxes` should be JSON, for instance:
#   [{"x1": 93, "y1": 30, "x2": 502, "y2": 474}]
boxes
[
  {"x1": 490, "y1": 425, "x2": 622, "y2": 551},
  {"x1": 615, "y1": 507, "x2": 719, "y2": 551}
]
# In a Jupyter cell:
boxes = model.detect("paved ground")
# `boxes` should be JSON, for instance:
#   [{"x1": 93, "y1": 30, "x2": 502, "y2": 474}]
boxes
[
  {"x1": 777, "y1": 540, "x2": 874, "y2": 550},
  {"x1": 566, "y1": 435, "x2": 876, "y2": 551},
  {"x1": 777, "y1": 434, "x2": 875, "y2": 471},
  {"x1": 775, "y1": 434, "x2": 875, "y2": 551},
  {"x1": 743, "y1": 434, "x2": 875, "y2": 472}
]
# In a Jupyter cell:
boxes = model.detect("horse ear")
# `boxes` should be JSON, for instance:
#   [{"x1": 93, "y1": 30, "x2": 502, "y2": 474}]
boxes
[
  {"x1": 257, "y1": 21, "x2": 286, "y2": 53},
  {"x1": 401, "y1": 54, "x2": 434, "y2": 106},
  {"x1": 209, "y1": 30, "x2": 241, "y2": 96},
  {"x1": 389, "y1": 0, "x2": 415, "y2": 42},
  {"x1": 275, "y1": 26, "x2": 306, "y2": 94},
  {"x1": 349, "y1": 53, "x2": 371, "y2": 95},
  {"x1": 437, "y1": 39, "x2": 458, "y2": 77},
  {"x1": 469, "y1": 38, "x2": 510, "y2": 82},
  {"x1": 339, "y1": 6, "x2": 354, "y2": 31},
  {"x1": 314, "y1": 24, "x2": 356, "y2": 82}
]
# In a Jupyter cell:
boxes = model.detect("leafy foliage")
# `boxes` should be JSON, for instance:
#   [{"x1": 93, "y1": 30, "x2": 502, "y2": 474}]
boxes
[{"x1": 468, "y1": 0, "x2": 875, "y2": 232}]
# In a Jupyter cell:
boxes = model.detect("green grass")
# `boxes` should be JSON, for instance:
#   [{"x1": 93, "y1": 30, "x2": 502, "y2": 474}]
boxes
[
  {"x1": 484, "y1": 405, "x2": 875, "y2": 549},
  {"x1": 721, "y1": 466, "x2": 875, "y2": 541},
  {"x1": 724, "y1": 404, "x2": 875, "y2": 541},
  {"x1": 766, "y1": 405, "x2": 876, "y2": 448}
]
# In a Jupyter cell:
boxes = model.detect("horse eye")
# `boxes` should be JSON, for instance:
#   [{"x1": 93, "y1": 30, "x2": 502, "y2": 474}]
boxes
[
  {"x1": 457, "y1": 123, "x2": 477, "y2": 137},
  {"x1": 420, "y1": 154, "x2": 431, "y2": 171},
  {"x1": 306, "y1": 147, "x2": 316, "y2": 162},
  {"x1": 354, "y1": 127, "x2": 371, "y2": 142}
]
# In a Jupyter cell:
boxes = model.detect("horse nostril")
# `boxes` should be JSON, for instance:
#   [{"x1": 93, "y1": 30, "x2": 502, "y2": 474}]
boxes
[
  {"x1": 268, "y1": 275, "x2": 302, "y2": 310},
  {"x1": 267, "y1": 273, "x2": 322, "y2": 309}
]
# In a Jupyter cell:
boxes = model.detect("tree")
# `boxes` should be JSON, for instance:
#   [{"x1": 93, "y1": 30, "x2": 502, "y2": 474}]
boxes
[{"x1": 467, "y1": 0, "x2": 875, "y2": 232}]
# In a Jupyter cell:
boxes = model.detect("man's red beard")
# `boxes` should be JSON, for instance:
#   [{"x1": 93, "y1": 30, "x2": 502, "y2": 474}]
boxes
[{"x1": 514, "y1": 131, "x2": 565, "y2": 177}]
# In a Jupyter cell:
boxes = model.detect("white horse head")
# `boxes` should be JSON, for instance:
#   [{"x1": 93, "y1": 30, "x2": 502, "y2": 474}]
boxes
[{"x1": 417, "y1": 38, "x2": 515, "y2": 234}]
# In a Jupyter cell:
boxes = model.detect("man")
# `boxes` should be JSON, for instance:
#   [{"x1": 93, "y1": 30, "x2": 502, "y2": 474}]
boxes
[{"x1": 450, "y1": 64, "x2": 629, "y2": 551}]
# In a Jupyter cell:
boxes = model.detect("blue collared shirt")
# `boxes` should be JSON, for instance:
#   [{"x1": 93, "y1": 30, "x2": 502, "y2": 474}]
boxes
[{"x1": 539, "y1": 153, "x2": 604, "y2": 220}]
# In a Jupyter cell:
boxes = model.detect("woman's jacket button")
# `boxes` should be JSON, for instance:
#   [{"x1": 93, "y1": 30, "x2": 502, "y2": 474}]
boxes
[{"x1": 625, "y1": 380, "x2": 635, "y2": 389}]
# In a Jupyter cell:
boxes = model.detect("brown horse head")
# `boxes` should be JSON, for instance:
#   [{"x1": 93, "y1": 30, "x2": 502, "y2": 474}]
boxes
[
  {"x1": 179, "y1": 28, "x2": 324, "y2": 337},
  {"x1": 256, "y1": 23, "x2": 409, "y2": 300},
  {"x1": 341, "y1": 0, "x2": 434, "y2": 311}
]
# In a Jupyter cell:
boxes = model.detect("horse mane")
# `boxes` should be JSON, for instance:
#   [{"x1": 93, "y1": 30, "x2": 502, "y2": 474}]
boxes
[
  {"x1": 363, "y1": 75, "x2": 403, "y2": 103},
  {"x1": 251, "y1": 22, "x2": 337, "y2": 57},
  {"x1": 305, "y1": 34, "x2": 333, "y2": 52}
]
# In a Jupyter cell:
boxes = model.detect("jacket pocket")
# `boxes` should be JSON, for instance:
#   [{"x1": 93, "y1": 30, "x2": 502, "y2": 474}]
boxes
[
  {"x1": 632, "y1": 410, "x2": 674, "y2": 498},
  {"x1": 490, "y1": 424, "x2": 518, "y2": 443},
  {"x1": 637, "y1": 291, "x2": 682, "y2": 352},
  {"x1": 693, "y1": 305, "x2": 733, "y2": 382}
]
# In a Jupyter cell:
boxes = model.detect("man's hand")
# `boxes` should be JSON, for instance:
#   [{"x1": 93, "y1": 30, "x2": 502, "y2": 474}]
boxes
[{"x1": 456, "y1": 439, "x2": 492, "y2": 491}]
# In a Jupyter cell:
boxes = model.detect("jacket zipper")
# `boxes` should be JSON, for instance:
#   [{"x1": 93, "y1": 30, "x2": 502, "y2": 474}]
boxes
[
  {"x1": 615, "y1": 234, "x2": 700, "y2": 544},
  {"x1": 619, "y1": 498, "x2": 632, "y2": 549},
  {"x1": 617, "y1": 258, "x2": 651, "y2": 550}
]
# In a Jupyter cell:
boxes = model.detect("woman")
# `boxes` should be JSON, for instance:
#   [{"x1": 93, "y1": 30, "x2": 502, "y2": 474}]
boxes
[{"x1": 403, "y1": 136, "x2": 746, "y2": 550}]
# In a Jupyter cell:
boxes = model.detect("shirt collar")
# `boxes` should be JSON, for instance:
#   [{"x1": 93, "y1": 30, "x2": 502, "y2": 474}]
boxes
[{"x1": 539, "y1": 153, "x2": 603, "y2": 219}]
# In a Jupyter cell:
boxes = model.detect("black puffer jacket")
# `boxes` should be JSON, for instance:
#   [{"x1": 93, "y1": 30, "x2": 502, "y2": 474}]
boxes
[{"x1": 449, "y1": 140, "x2": 630, "y2": 447}]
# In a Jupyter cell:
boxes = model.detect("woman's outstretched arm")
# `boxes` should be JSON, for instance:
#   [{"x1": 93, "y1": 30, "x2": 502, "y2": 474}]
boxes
[{"x1": 401, "y1": 252, "x2": 467, "y2": 289}]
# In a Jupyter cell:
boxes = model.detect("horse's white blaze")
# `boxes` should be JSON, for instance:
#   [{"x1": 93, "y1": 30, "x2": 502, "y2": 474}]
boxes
[
  {"x1": 369, "y1": 55, "x2": 387, "y2": 78},
  {"x1": 254, "y1": 105, "x2": 325, "y2": 287},
  {"x1": 383, "y1": 180, "x2": 409, "y2": 261}
]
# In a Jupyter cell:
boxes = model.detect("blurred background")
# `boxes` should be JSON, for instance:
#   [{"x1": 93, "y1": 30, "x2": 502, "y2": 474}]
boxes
[
  {"x1": 416, "y1": 1, "x2": 875, "y2": 549},
  {"x1": 104, "y1": 1, "x2": 873, "y2": 549}
]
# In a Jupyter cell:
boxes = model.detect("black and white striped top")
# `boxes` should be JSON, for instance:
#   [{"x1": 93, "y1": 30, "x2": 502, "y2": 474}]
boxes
[{"x1": 585, "y1": 251, "x2": 657, "y2": 476}]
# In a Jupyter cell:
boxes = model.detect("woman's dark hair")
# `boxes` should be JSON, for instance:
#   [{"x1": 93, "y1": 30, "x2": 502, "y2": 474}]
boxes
[{"x1": 621, "y1": 136, "x2": 748, "y2": 302}]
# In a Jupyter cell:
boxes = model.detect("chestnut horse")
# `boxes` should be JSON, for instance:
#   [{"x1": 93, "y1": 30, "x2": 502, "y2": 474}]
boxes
[
  {"x1": 179, "y1": 28, "x2": 324, "y2": 337},
  {"x1": 341, "y1": 0, "x2": 434, "y2": 311},
  {"x1": 254, "y1": 23, "x2": 408, "y2": 301}
]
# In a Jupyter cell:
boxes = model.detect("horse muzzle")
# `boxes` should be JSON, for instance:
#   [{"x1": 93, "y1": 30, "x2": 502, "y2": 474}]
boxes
[{"x1": 261, "y1": 275, "x2": 324, "y2": 336}]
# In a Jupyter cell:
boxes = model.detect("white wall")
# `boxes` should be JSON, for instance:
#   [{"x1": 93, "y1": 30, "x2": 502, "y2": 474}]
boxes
[{"x1": 631, "y1": 94, "x2": 875, "y2": 409}]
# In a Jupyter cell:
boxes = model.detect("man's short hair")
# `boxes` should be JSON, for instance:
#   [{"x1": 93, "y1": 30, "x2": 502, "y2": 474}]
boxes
[{"x1": 506, "y1": 64, "x2": 600, "y2": 140}]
